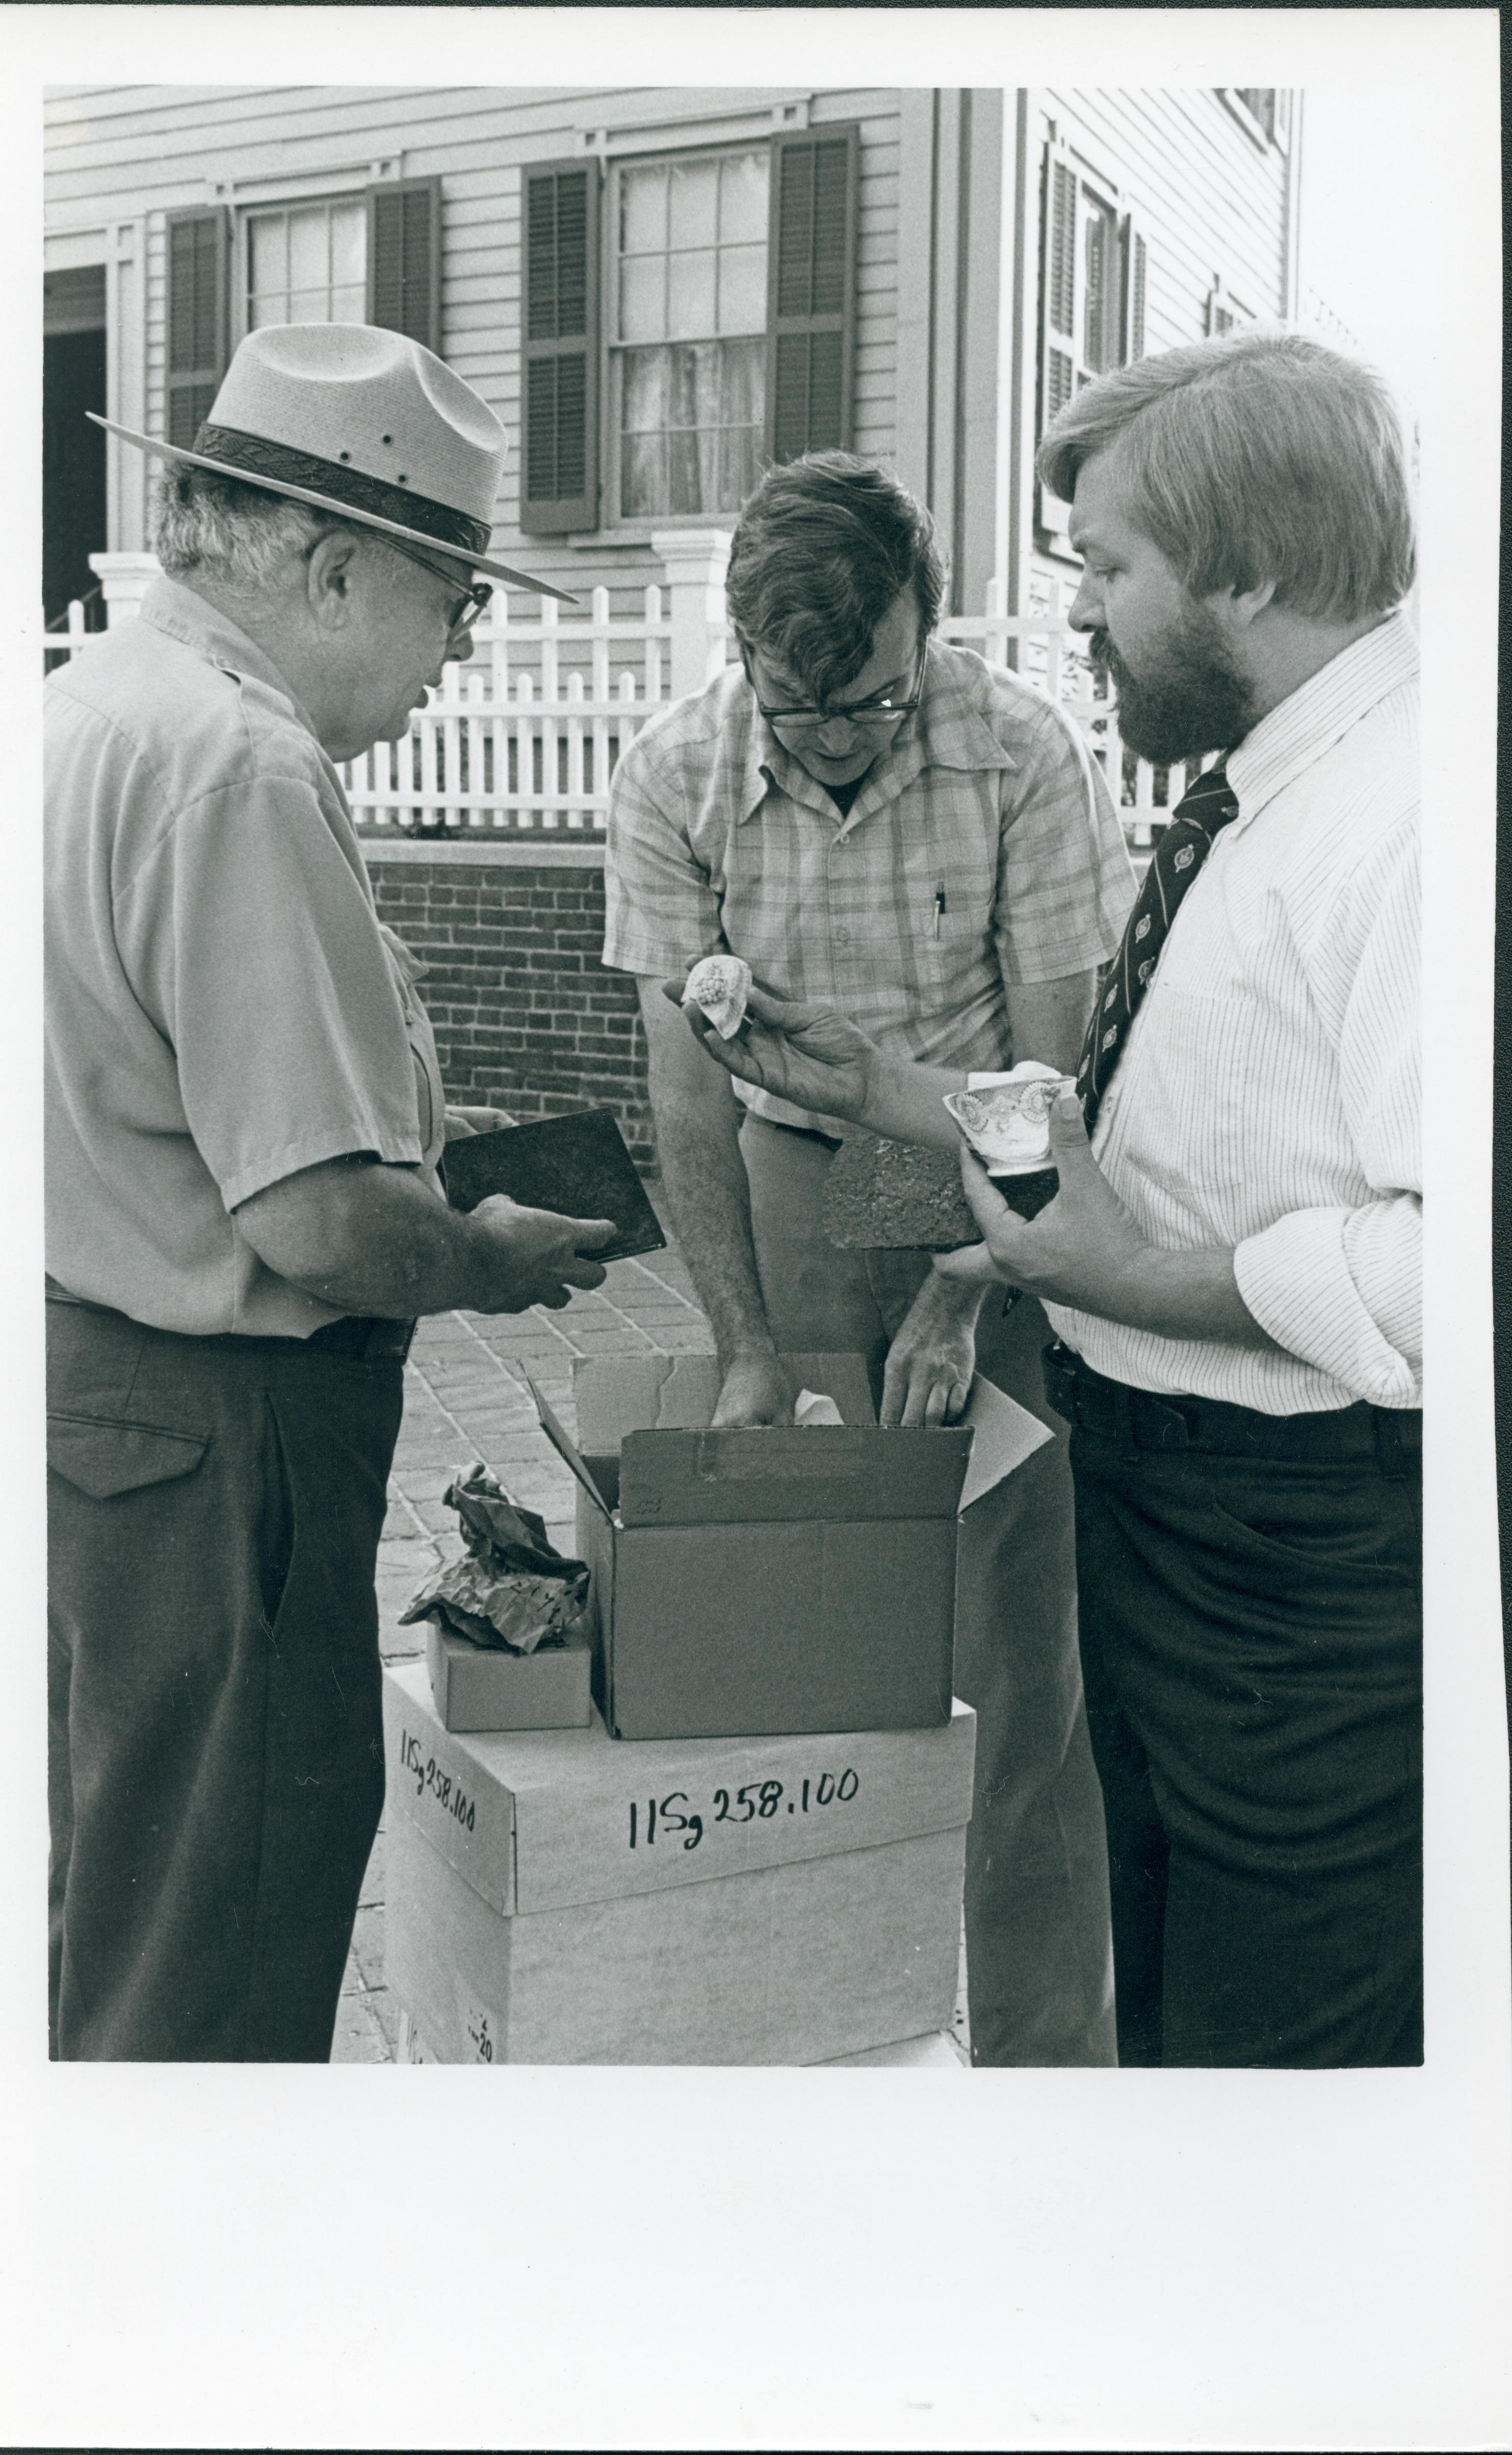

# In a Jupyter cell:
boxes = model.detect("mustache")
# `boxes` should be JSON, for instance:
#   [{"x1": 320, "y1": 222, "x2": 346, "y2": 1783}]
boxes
[{"x1": 1086, "y1": 629, "x2": 1123, "y2": 683}]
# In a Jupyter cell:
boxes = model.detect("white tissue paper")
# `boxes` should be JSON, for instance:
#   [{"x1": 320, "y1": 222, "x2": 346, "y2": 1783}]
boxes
[
  {"x1": 793, "y1": 1388, "x2": 845, "y2": 1427},
  {"x1": 682, "y1": 954, "x2": 753, "y2": 1040}
]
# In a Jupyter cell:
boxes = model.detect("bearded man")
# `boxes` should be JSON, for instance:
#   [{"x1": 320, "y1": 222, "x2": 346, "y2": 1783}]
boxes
[{"x1": 682, "y1": 333, "x2": 1422, "y2": 2069}]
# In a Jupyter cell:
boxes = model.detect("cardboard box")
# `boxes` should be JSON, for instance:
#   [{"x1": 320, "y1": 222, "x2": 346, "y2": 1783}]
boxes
[
  {"x1": 426, "y1": 1620, "x2": 593, "y2": 1733},
  {"x1": 397, "y1": 2013, "x2": 967, "y2": 2069},
  {"x1": 529, "y1": 1352, "x2": 1048, "y2": 1742},
  {"x1": 382, "y1": 1659, "x2": 976, "y2": 2065}
]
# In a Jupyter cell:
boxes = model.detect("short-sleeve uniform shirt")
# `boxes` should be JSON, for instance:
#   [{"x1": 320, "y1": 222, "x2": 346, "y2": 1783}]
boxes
[
  {"x1": 603, "y1": 641, "x2": 1136, "y2": 1130},
  {"x1": 45, "y1": 578, "x2": 447, "y2": 1337}
]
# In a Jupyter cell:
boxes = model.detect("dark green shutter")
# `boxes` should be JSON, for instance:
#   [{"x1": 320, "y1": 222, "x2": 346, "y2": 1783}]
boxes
[
  {"x1": 765, "y1": 124, "x2": 857, "y2": 464},
  {"x1": 165, "y1": 206, "x2": 230, "y2": 448},
  {"x1": 1038, "y1": 143, "x2": 1078, "y2": 438},
  {"x1": 1122, "y1": 213, "x2": 1149, "y2": 363},
  {"x1": 520, "y1": 158, "x2": 599, "y2": 535},
  {"x1": 367, "y1": 177, "x2": 441, "y2": 356}
]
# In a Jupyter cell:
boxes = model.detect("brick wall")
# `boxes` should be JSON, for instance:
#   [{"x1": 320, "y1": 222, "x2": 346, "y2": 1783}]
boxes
[{"x1": 366, "y1": 852, "x2": 657, "y2": 1171}]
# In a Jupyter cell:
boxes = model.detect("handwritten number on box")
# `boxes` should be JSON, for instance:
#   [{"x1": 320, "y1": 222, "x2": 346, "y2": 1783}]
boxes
[{"x1": 628, "y1": 1769, "x2": 859, "y2": 1850}]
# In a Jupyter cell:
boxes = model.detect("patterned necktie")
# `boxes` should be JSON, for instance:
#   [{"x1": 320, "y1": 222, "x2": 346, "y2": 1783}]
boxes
[{"x1": 1076, "y1": 759, "x2": 1241, "y2": 1137}]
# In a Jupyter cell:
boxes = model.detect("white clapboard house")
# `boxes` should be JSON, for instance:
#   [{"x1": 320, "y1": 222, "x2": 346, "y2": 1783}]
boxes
[{"x1": 44, "y1": 84, "x2": 1301, "y2": 840}]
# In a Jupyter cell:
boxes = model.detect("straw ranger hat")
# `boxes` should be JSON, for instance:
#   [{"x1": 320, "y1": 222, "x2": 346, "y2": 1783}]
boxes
[{"x1": 90, "y1": 321, "x2": 574, "y2": 601}]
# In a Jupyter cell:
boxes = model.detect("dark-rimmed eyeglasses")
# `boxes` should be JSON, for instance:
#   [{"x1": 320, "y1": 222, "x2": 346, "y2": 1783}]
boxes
[
  {"x1": 379, "y1": 534, "x2": 493, "y2": 636},
  {"x1": 745, "y1": 639, "x2": 927, "y2": 736}
]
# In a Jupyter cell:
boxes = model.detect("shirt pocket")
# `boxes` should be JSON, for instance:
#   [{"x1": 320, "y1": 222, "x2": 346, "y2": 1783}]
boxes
[
  {"x1": 47, "y1": 1410, "x2": 211, "y2": 1498},
  {"x1": 896, "y1": 832, "x2": 999, "y2": 1004}
]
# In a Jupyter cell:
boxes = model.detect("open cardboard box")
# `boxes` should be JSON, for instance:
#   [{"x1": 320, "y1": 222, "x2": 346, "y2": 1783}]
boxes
[{"x1": 528, "y1": 1352, "x2": 1050, "y2": 1741}]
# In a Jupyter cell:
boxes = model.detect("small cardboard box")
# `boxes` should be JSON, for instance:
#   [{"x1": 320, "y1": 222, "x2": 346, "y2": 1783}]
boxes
[
  {"x1": 528, "y1": 1351, "x2": 1048, "y2": 1742},
  {"x1": 426, "y1": 1620, "x2": 593, "y2": 1733},
  {"x1": 382, "y1": 1659, "x2": 976, "y2": 2065}
]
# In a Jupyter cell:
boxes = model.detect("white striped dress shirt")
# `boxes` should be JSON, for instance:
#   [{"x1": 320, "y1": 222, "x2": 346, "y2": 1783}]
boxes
[{"x1": 1046, "y1": 611, "x2": 1420, "y2": 1415}]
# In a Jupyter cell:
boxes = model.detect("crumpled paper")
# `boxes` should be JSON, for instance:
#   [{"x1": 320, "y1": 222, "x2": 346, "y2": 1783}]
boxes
[{"x1": 399, "y1": 1461, "x2": 589, "y2": 1655}]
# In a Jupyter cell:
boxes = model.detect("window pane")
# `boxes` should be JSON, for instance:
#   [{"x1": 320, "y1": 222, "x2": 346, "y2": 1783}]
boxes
[
  {"x1": 720, "y1": 333, "x2": 765, "y2": 426},
  {"x1": 719, "y1": 420, "x2": 763, "y2": 511},
  {"x1": 717, "y1": 242, "x2": 766, "y2": 335},
  {"x1": 668, "y1": 247, "x2": 716, "y2": 340},
  {"x1": 620, "y1": 253, "x2": 665, "y2": 343},
  {"x1": 248, "y1": 214, "x2": 288, "y2": 305},
  {"x1": 330, "y1": 201, "x2": 366, "y2": 290},
  {"x1": 620, "y1": 428, "x2": 665, "y2": 519},
  {"x1": 668, "y1": 159, "x2": 719, "y2": 252},
  {"x1": 288, "y1": 207, "x2": 328, "y2": 298},
  {"x1": 719, "y1": 150, "x2": 768, "y2": 245},
  {"x1": 330, "y1": 283, "x2": 367, "y2": 324},
  {"x1": 620, "y1": 164, "x2": 666, "y2": 257},
  {"x1": 288, "y1": 292, "x2": 331, "y2": 324},
  {"x1": 621, "y1": 344, "x2": 671, "y2": 435}
]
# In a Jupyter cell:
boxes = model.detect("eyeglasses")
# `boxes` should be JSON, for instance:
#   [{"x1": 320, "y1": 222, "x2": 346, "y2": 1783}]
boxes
[
  {"x1": 746, "y1": 640, "x2": 927, "y2": 735},
  {"x1": 379, "y1": 534, "x2": 493, "y2": 635}
]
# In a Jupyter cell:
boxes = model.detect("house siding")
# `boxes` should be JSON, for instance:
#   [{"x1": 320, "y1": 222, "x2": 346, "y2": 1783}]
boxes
[
  {"x1": 1025, "y1": 87, "x2": 1295, "y2": 613},
  {"x1": 46, "y1": 83, "x2": 901, "y2": 607}
]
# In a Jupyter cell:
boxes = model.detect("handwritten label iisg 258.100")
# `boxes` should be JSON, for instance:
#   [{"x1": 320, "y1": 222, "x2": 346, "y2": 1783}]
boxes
[
  {"x1": 399, "y1": 1728, "x2": 477, "y2": 1833},
  {"x1": 628, "y1": 1768, "x2": 858, "y2": 1853}
]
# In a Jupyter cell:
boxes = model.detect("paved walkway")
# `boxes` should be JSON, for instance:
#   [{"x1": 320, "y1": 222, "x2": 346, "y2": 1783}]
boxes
[{"x1": 332, "y1": 1243, "x2": 971, "y2": 2064}]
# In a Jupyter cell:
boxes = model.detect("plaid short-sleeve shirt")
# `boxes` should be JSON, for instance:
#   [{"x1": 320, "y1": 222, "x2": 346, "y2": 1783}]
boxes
[{"x1": 604, "y1": 640, "x2": 1137, "y2": 1129}]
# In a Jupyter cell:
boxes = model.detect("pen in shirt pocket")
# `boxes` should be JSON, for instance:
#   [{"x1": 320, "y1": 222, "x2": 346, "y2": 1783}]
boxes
[{"x1": 932, "y1": 883, "x2": 947, "y2": 939}]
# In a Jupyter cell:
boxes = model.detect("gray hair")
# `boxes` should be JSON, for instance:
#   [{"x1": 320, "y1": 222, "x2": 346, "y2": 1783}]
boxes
[
  {"x1": 1035, "y1": 329, "x2": 1416, "y2": 624},
  {"x1": 151, "y1": 463, "x2": 348, "y2": 589}
]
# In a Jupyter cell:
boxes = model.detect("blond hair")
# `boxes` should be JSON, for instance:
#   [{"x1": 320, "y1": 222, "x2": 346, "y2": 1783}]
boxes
[{"x1": 1036, "y1": 330, "x2": 1415, "y2": 623}]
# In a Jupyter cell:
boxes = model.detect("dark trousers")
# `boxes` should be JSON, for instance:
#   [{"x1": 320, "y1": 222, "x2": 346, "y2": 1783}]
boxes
[
  {"x1": 740, "y1": 1117, "x2": 1117, "y2": 2066},
  {"x1": 1054, "y1": 1352, "x2": 1423, "y2": 2068},
  {"x1": 47, "y1": 1298, "x2": 403, "y2": 2061}
]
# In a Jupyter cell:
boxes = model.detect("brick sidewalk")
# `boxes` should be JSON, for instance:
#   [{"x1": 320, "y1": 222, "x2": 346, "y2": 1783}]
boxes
[{"x1": 332, "y1": 1245, "x2": 971, "y2": 2064}]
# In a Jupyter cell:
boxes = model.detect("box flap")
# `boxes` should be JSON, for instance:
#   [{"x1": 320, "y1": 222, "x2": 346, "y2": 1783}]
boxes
[
  {"x1": 526, "y1": 1375, "x2": 614, "y2": 1519},
  {"x1": 571, "y1": 1351, "x2": 876, "y2": 1453},
  {"x1": 617, "y1": 1422, "x2": 971, "y2": 1527},
  {"x1": 958, "y1": 1375, "x2": 1054, "y2": 1512}
]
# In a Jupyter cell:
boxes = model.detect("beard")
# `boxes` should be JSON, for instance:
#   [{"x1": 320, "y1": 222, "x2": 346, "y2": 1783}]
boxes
[{"x1": 1089, "y1": 604, "x2": 1255, "y2": 765}]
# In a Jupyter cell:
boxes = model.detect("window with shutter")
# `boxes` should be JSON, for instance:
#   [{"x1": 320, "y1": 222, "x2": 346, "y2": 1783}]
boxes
[
  {"x1": 1221, "y1": 89, "x2": 1291, "y2": 150},
  {"x1": 521, "y1": 159, "x2": 601, "y2": 535},
  {"x1": 366, "y1": 178, "x2": 441, "y2": 355},
  {"x1": 765, "y1": 124, "x2": 857, "y2": 467},
  {"x1": 165, "y1": 206, "x2": 230, "y2": 448},
  {"x1": 1036, "y1": 142, "x2": 1130, "y2": 546},
  {"x1": 1205, "y1": 278, "x2": 1253, "y2": 339}
]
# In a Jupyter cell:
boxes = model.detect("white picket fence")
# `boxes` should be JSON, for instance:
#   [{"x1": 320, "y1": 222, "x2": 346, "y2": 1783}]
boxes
[
  {"x1": 48, "y1": 549, "x2": 1180, "y2": 847},
  {"x1": 342, "y1": 586, "x2": 675, "y2": 834}
]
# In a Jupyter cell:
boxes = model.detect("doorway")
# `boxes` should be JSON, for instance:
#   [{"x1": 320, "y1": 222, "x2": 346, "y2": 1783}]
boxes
[{"x1": 44, "y1": 265, "x2": 108, "y2": 630}]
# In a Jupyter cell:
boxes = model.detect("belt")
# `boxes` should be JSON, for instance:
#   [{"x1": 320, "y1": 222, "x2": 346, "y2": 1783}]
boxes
[
  {"x1": 45, "y1": 1278, "x2": 414, "y2": 1364},
  {"x1": 1042, "y1": 1340, "x2": 1421, "y2": 1474}
]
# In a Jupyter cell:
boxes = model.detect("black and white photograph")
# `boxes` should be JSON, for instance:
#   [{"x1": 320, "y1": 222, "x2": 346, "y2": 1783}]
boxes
[{"x1": 6, "y1": 6, "x2": 1508, "y2": 2449}]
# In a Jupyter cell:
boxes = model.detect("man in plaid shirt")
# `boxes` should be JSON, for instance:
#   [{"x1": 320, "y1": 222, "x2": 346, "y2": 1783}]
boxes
[{"x1": 604, "y1": 453, "x2": 1135, "y2": 2064}]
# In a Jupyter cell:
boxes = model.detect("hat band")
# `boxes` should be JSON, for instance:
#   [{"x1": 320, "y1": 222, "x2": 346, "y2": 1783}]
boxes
[{"x1": 192, "y1": 423, "x2": 492, "y2": 560}]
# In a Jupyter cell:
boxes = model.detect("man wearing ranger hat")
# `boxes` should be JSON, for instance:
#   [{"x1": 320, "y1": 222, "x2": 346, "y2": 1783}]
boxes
[{"x1": 46, "y1": 322, "x2": 616, "y2": 2061}]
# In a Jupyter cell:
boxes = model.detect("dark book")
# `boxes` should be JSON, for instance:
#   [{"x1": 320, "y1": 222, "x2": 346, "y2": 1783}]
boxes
[{"x1": 440, "y1": 1108, "x2": 667, "y2": 1264}]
